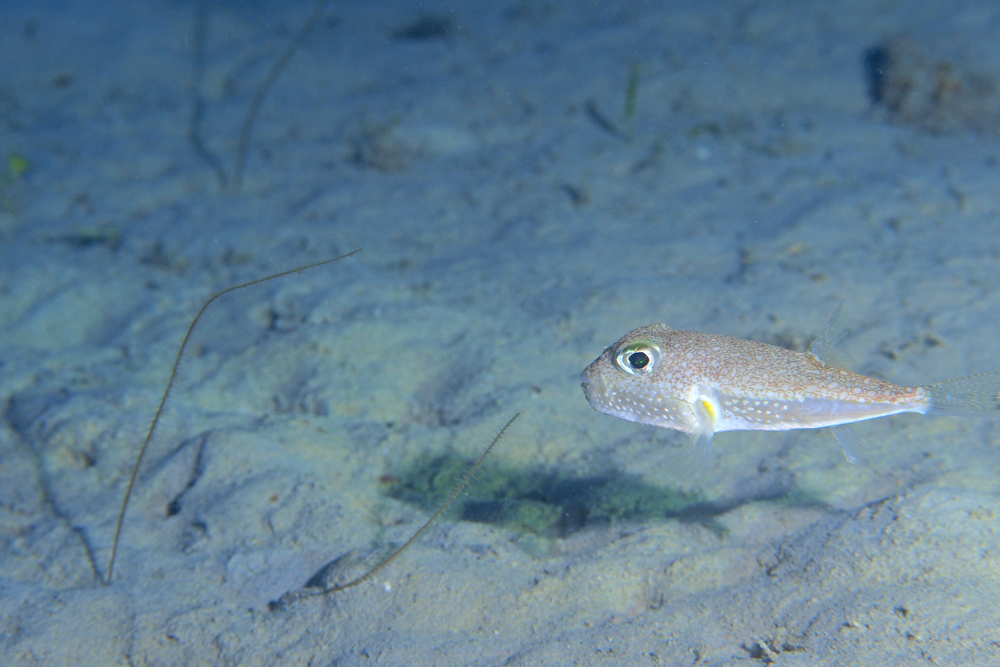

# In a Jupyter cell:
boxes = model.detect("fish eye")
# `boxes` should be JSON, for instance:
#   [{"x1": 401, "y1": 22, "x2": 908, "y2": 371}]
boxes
[
  {"x1": 628, "y1": 352, "x2": 649, "y2": 369},
  {"x1": 613, "y1": 340, "x2": 662, "y2": 376}
]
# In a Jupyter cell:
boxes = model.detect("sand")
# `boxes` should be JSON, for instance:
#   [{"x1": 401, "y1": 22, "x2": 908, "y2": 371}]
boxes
[{"x1": 2, "y1": 0, "x2": 1000, "y2": 664}]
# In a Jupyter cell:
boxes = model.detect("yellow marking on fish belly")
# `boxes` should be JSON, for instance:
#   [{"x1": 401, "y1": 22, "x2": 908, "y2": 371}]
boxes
[{"x1": 581, "y1": 323, "x2": 1000, "y2": 455}]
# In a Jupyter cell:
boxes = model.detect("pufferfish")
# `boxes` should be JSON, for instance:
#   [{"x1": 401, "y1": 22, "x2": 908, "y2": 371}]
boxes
[{"x1": 581, "y1": 323, "x2": 1000, "y2": 459}]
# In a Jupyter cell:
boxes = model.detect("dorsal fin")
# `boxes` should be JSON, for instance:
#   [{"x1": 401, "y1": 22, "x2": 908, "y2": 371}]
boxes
[{"x1": 807, "y1": 302, "x2": 849, "y2": 368}]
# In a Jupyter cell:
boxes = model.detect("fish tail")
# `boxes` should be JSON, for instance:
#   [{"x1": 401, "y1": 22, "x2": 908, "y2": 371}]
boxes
[{"x1": 924, "y1": 371, "x2": 1000, "y2": 417}]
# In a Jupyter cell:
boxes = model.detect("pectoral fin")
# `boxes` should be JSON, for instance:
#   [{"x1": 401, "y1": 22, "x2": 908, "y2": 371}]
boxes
[
  {"x1": 688, "y1": 397, "x2": 718, "y2": 460},
  {"x1": 830, "y1": 424, "x2": 864, "y2": 464}
]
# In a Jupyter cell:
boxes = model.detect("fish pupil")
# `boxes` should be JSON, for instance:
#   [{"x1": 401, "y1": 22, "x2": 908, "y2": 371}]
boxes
[{"x1": 628, "y1": 352, "x2": 650, "y2": 369}]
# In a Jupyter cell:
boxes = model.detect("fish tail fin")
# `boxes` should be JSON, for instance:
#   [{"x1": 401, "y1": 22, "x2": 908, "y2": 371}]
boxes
[{"x1": 924, "y1": 371, "x2": 1000, "y2": 417}]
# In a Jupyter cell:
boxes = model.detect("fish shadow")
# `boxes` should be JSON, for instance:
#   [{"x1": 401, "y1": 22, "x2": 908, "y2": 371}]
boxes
[{"x1": 381, "y1": 452, "x2": 825, "y2": 540}]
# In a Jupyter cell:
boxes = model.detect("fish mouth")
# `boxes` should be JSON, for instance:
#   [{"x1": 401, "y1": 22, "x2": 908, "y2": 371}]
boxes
[
  {"x1": 579, "y1": 367, "x2": 603, "y2": 406},
  {"x1": 579, "y1": 373, "x2": 591, "y2": 403}
]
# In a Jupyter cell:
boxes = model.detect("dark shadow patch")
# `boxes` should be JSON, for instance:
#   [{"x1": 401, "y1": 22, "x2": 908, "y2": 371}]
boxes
[
  {"x1": 863, "y1": 46, "x2": 891, "y2": 105},
  {"x1": 45, "y1": 225, "x2": 123, "y2": 252},
  {"x1": 393, "y1": 14, "x2": 454, "y2": 41},
  {"x1": 381, "y1": 453, "x2": 806, "y2": 539},
  {"x1": 742, "y1": 633, "x2": 807, "y2": 663}
]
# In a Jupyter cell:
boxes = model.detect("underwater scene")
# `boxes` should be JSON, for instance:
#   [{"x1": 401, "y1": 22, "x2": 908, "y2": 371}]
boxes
[{"x1": 2, "y1": 0, "x2": 1000, "y2": 664}]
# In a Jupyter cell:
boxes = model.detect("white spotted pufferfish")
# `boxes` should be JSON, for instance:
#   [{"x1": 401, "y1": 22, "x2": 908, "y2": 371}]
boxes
[{"x1": 581, "y1": 323, "x2": 1000, "y2": 460}]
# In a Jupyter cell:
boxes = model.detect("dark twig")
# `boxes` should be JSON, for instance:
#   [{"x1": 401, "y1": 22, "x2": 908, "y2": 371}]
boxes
[
  {"x1": 105, "y1": 248, "x2": 362, "y2": 584},
  {"x1": 230, "y1": 0, "x2": 330, "y2": 195},
  {"x1": 273, "y1": 413, "x2": 521, "y2": 608},
  {"x1": 188, "y1": 0, "x2": 229, "y2": 191}
]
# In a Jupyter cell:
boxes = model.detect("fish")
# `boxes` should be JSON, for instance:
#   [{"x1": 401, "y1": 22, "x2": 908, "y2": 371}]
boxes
[{"x1": 580, "y1": 323, "x2": 1000, "y2": 459}]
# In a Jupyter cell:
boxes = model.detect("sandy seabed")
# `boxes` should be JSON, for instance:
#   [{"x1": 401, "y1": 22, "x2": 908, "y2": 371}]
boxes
[{"x1": 2, "y1": 1, "x2": 1000, "y2": 665}]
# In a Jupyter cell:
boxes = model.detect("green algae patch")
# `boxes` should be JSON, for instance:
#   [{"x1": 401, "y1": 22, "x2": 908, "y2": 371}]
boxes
[{"x1": 8, "y1": 153, "x2": 29, "y2": 178}]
